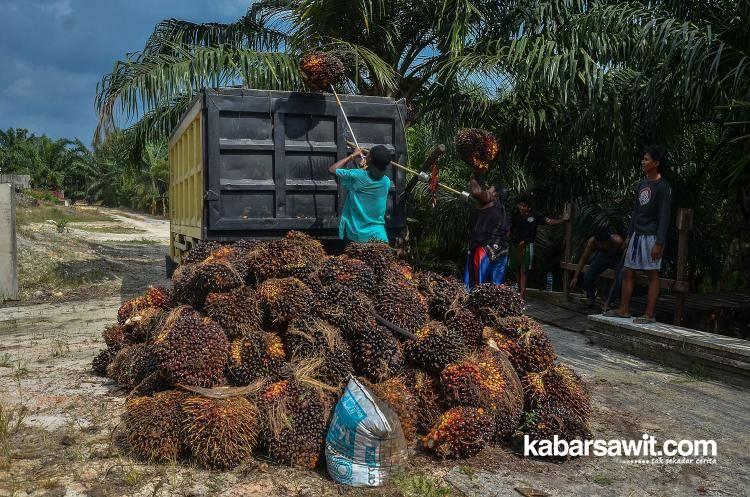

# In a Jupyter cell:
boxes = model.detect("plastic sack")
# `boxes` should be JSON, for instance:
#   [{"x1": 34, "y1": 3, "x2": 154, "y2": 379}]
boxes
[{"x1": 325, "y1": 377, "x2": 408, "y2": 487}]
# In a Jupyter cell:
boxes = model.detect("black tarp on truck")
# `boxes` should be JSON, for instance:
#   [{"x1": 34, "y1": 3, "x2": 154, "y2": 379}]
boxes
[{"x1": 167, "y1": 88, "x2": 408, "y2": 266}]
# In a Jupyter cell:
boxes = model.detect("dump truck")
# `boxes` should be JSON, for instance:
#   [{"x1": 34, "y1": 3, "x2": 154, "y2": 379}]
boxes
[{"x1": 167, "y1": 88, "x2": 409, "y2": 276}]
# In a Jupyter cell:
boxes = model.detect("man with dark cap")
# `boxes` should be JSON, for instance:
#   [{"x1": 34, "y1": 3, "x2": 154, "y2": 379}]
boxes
[
  {"x1": 328, "y1": 145, "x2": 392, "y2": 243},
  {"x1": 569, "y1": 225, "x2": 625, "y2": 308}
]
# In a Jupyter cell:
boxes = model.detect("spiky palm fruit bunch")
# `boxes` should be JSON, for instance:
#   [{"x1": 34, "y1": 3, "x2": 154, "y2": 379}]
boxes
[
  {"x1": 312, "y1": 284, "x2": 375, "y2": 338},
  {"x1": 171, "y1": 263, "x2": 196, "y2": 305},
  {"x1": 152, "y1": 307, "x2": 229, "y2": 387},
  {"x1": 300, "y1": 52, "x2": 346, "y2": 91},
  {"x1": 181, "y1": 396, "x2": 260, "y2": 469},
  {"x1": 106, "y1": 343, "x2": 159, "y2": 390},
  {"x1": 487, "y1": 349, "x2": 524, "y2": 440},
  {"x1": 344, "y1": 242, "x2": 398, "y2": 280},
  {"x1": 352, "y1": 325, "x2": 404, "y2": 382},
  {"x1": 92, "y1": 348, "x2": 117, "y2": 376},
  {"x1": 523, "y1": 404, "x2": 591, "y2": 444},
  {"x1": 510, "y1": 328, "x2": 557, "y2": 375},
  {"x1": 203, "y1": 245, "x2": 250, "y2": 282},
  {"x1": 445, "y1": 307, "x2": 483, "y2": 349},
  {"x1": 204, "y1": 286, "x2": 263, "y2": 339},
  {"x1": 226, "y1": 331, "x2": 287, "y2": 385},
  {"x1": 404, "y1": 322, "x2": 466, "y2": 374},
  {"x1": 416, "y1": 272, "x2": 467, "y2": 320},
  {"x1": 125, "y1": 390, "x2": 187, "y2": 462},
  {"x1": 423, "y1": 406, "x2": 493, "y2": 459},
  {"x1": 375, "y1": 277, "x2": 429, "y2": 334},
  {"x1": 465, "y1": 284, "x2": 523, "y2": 326},
  {"x1": 258, "y1": 380, "x2": 328, "y2": 469},
  {"x1": 182, "y1": 240, "x2": 221, "y2": 265},
  {"x1": 285, "y1": 318, "x2": 353, "y2": 388},
  {"x1": 317, "y1": 256, "x2": 375, "y2": 294},
  {"x1": 403, "y1": 369, "x2": 442, "y2": 434},
  {"x1": 257, "y1": 277, "x2": 313, "y2": 325},
  {"x1": 245, "y1": 233, "x2": 325, "y2": 284},
  {"x1": 188, "y1": 259, "x2": 244, "y2": 307},
  {"x1": 232, "y1": 239, "x2": 263, "y2": 256},
  {"x1": 362, "y1": 376, "x2": 418, "y2": 444},
  {"x1": 440, "y1": 354, "x2": 506, "y2": 408},
  {"x1": 455, "y1": 128, "x2": 499, "y2": 172},
  {"x1": 116, "y1": 286, "x2": 173, "y2": 324},
  {"x1": 102, "y1": 324, "x2": 126, "y2": 350},
  {"x1": 123, "y1": 306, "x2": 164, "y2": 343},
  {"x1": 494, "y1": 315, "x2": 544, "y2": 339},
  {"x1": 522, "y1": 363, "x2": 590, "y2": 422}
]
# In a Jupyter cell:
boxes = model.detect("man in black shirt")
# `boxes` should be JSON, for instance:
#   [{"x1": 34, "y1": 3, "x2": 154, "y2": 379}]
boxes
[
  {"x1": 569, "y1": 225, "x2": 625, "y2": 308},
  {"x1": 464, "y1": 173, "x2": 510, "y2": 288},
  {"x1": 510, "y1": 195, "x2": 567, "y2": 300},
  {"x1": 606, "y1": 145, "x2": 672, "y2": 323}
]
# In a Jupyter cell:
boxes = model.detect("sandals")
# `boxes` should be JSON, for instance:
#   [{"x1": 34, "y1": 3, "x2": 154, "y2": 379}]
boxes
[
  {"x1": 633, "y1": 315, "x2": 656, "y2": 324},
  {"x1": 602, "y1": 310, "x2": 630, "y2": 318}
]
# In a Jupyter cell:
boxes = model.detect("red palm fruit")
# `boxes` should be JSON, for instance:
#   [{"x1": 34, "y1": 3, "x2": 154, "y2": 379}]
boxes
[
  {"x1": 300, "y1": 52, "x2": 346, "y2": 90},
  {"x1": 423, "y1": 406, "x2": 494, "y2": 459},
  {"x1": 455, "y1": 128, "x2": 499, "y2": 172}
]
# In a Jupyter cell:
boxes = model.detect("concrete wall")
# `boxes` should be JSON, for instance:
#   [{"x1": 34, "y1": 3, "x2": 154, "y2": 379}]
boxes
[
  {"x1": 0, "y1": 174, "x2": 31, "y2": 190},
  {"x1": 0, "y1": 183, "x2": 18, "y2": 300}
]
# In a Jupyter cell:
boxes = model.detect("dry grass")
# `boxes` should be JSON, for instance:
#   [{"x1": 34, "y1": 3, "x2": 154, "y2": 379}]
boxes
[{"x1": 16, "y1": 205, "x2": 114, "y2": 226}]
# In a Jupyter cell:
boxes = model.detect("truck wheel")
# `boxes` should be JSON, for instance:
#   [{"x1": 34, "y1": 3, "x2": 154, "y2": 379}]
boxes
[{"x1": 165, "y1": 254, "x2": 178, "y2": 279}]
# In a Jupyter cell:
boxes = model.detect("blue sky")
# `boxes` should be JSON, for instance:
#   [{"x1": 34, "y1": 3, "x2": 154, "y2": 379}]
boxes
[{"x1": 0, "y1": 0, "x2": 250, "y2": 145}]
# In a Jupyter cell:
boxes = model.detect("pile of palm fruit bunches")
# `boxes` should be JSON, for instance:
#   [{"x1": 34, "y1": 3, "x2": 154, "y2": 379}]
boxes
[{"x1": 91, "y1": 232, "x2": 591, "y2": 469}]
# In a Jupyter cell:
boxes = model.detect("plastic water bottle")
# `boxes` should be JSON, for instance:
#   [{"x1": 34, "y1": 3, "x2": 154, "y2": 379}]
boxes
[{"x1": 546, "y1": 272, "x2": 553, "y2": 291}]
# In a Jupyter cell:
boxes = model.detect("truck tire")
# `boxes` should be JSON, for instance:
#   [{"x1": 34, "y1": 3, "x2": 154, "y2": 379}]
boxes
[{"x1": 165, "y1": 254, "x2": 178, "y2": 279}]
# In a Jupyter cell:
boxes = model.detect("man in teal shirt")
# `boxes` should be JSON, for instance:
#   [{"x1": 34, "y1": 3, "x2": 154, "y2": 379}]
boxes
[{"x1": 328, "y1": 145, "x2": 392, "y2": 242}]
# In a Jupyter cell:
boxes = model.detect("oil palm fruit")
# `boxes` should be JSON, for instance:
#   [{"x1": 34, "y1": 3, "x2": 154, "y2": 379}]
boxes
[
  {"x1": 445, "y1": 307, "x2": 483, "y2": 349},
  {"x1": 455, "y1": 128, "x2": 499, "y2": 172},
  {"x1": 300, "y1": 52, "x2": 346, "y2": 91},
  {"x1": 182, "y1": 240, "x2": 220, "y2": 265},
  {"x1": 522, "y1": 363, "x2": 590, "y2": 422},
  {"x1": 403, "y1": 369, "x2": 442, "y2": 435},
  {"x1": 285, "y1": 318, "x2": 353, "y2": 388},
  {"x1": 317, "y1": 256, "x2": 376, "y2": 294},
  {"x1": 312, "y1": 284, "x2": 375, "y2": 338},
  {"x1": 416, "y1": 272, "x2": 467, "y2": 320},
  {"x1": 181, "y1": 396, "x2": 260, "y2": 469},
  {"x1": 152, "y1": 307, "x2": 229, "y2": 387},
  {"x1": 352, "y1": 325, "x2": 404, "y2": 382},
  {"x1": 423, "y1": 406, "x2": 493, "y2": 459},
  {"x1": 362, "y1": 376, "x2": 418, "y2": 444},
  {"x1": 204, "y1": 286, "x2": 263, "y2": 339},
  {"x1": 226, "y1": 331, "x2": 287, "y2": 385},
  {"x1": 375, "y1": 277, "x2": 429, "y2": 334},
  {"x1": 257, "y1": 277, "x2": 313, "y2": 325},
  {"x1": 404, "y1": 321, "x2": 466, "y2": 374},
  {"x1": 465, "y1": 283, "x2": 523, "y2": 326},
  {"x1": 125, "y1": 390, "x2": 187, "y2": 462}
]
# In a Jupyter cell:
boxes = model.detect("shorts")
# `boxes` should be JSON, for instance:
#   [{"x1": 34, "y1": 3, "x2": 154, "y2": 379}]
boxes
[
  {"x1": 464, "y1": 246, "x2": 509, "y2": 289},
  {"x1": 510, "y1": 242, "x2": 534, "y2": 271},
  {"x1": 624, "y1": 233, "x2": 662, "y2": 271}
]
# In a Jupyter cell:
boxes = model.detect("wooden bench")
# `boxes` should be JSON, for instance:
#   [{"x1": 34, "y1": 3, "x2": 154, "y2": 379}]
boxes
[{"x1": 560, "y1": 203, "x2": 693, "y2": 325}]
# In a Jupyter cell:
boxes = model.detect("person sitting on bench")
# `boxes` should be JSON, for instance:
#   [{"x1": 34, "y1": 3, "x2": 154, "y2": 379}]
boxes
[{"x1": 569, "y1": 225, "x2": 625, "y2": 308}]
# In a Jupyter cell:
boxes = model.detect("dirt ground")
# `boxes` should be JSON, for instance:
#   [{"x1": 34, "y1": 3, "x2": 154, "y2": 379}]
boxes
[{"x1": 1, "y1": 209, "x2": 748, "y2": 497}]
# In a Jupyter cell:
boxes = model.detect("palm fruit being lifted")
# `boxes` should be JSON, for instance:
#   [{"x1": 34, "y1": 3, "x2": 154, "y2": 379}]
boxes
[
  {"x1": 152, "y1": 307, "x2": 229, "y2": 387},
  {"x1": 317, "y1": 256, "x2": 376, "y2": 294},
  {"x1": 299, "y1": 51, "x2": 346, "y2": 91},
  {"x1": 285, "y1": 318, "x2": 353, "y2": 388},
  {"x1": 352, "y1": 325, "x2": 404, "y2": 382},
  {"x1": 465, "y1": 283, "x2": 523, "y2": 327},
  {"x1": 423, "y1": 406, "x2": 494, "y2": 459},
  {"x1": 226, "y1": 331, "x2": 287, "y2": 385},
  {"x1": 204, "y1": 286, "x2": 262, "y2": 339},
  {"x1": 376, "y1": 277, "x2": 429, "y2": 334},
  {"x1": 455, "y1": 128, "x2": 499, "y2": 172},
  {"x1": 416, "y1": 271, "x2": 468, "y2": 320},
  {"x1": 258, "y1": 380, "x2": 329, "y2": 469},
  {"x1": 124, "y1": 390, "x2": 187, "y2": 462},
  {"x1": 404, "y1": 321, "x2": 466, "y2": 374},
  {"x1": 181, "y1": 396, "x2": 260, "y2": 469}
]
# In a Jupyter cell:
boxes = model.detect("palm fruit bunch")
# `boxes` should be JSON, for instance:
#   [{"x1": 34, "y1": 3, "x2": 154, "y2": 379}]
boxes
[
  {"x1": 465, "y1": 283, "x2": 523, "y2": 326},
  {"x1": 416, "y1": 271, "x2": 467, "y2": 320},
  {"x1": 122, "y1": 306, "x2": 164, "y2": 343},
  {"x1": 202, "y1": 244, "x2": 250, "y2": 282},
  {"x1": 404, "y1": 321, "x2": 466, "y2": 374},
  {"x1": 152, "y1": 307, "x2": 229, "y2": 387},
  {"x1": 312, "y1": 284, "x2": 375, "y2": 338},
  {"x1": 125, "y1": 390, "x2": 187, "y2": 462},
  {"x1": 344, "y1": 241, "x2": 398, "y2": 281},
  {"x1": 204, "y1": 286, "x2": 262, "y2": 338},
  {"x1": 494, "y1": 315, "x2": 544, "y2": 338},
  {"x1": 171, "y1": 263, "x2": 196, "y2": 305},
  {"x1": 455, "y1": 128, "x2": 499, "y2": 172},
  {"x1": 257, "y1": 380, "x2": 329, "y2": 469},
  {"x1": 375, "y1": 277, "x2": 429, "y2": 333},
  {"x1": 186, "y1": 259, "x2": 244, "y2": 307},
  {"x1": 182, "y1": 240, "x2": 221, "y2": 265},
  {"x1": 317, "y1": 256, "x2": 375, "y2": 294},
  {"x1": 299, "y1": 51, "x2": 346, "y2": 91},
  {"x1": 91, "y1": 348, "x2": 117, "y2": 376},
  {"x1": 522, "y1": 404, "x2": 591, "y2": 446},
  {"x1": 488, "y1": 349, "x2": 524, "y2": 440},
  {"x1": 352, "y1": 325, "x2": 404, "y2": 382},
  {"x1": 117, "y1": 286, "x2": 173, "y2": 324},
  {"x1": 93, "y1": 323, "x2": 127, "y2": 375},
  {"x1": 445, "y1": 307, "x2": 483, "y2": 348},
  {"x1": 522, "y1": 363, "x2": 591, "y2": 422},
  {"x1": 226, "y1": 331, "x2": 287, "y2": 385},
  {"x1": 423, "y1": 406, "x2": 494, "y2": 459},
  {"x1": 181, "y1": 396, "x2": 260, "y2": 469},
  {"x1": 106, "y1": 343, "x2": 159, "y2": 390},
  {"x1": 510, "y1": 328, "x2": 557, "y2": 375},
  {"x1": 362, "y1": 376, "x2": 418, "y2": 443},
  {"x1": 285, "y1": 318, "x2": 353, "y2": 388},
  {"x1": 271, "y1": 231, "x2": 327, "y2": 283},
  {"x1": 404, "y1": 369, "x2": 442, "y2": 434},
  {"x1": 258, "y1": 277, "x2": 313, "y2": 325}
]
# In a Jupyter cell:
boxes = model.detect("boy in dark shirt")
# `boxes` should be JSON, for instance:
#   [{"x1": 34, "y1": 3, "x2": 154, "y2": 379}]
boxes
[
  {"x1": 606, "y1": 145, "x2": 672, "y2": 323},
  {"x1": 464, "y1": 173, "x2": 510, "y2": 288},
  {"x1": 510, "y1": 195, "x2": 567, "y2": 300}
]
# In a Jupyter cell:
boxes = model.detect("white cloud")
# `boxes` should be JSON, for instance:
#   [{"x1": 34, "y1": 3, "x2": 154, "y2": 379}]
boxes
[
  {"x1": 35, "y1": 0, "x2": 73, "y2": 18},
  {"x1": 4, "y1": 78, "x2": 33, "y2": 97}
]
